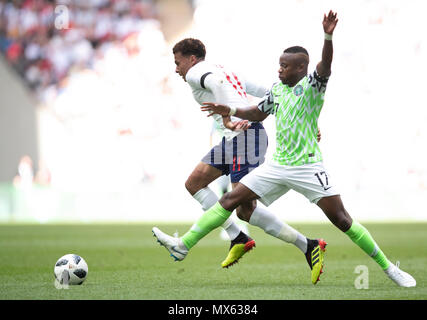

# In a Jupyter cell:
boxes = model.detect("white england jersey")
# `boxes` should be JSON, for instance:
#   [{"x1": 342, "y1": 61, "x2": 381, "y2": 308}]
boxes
[{"x1": 185, "y1": 61, "x2": 267, "y2": 141}]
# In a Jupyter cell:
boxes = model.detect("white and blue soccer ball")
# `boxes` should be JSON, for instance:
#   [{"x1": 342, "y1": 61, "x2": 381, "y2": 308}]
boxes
[{"x1": 54, "y1": 254, "x2": 88, "y2": 285}]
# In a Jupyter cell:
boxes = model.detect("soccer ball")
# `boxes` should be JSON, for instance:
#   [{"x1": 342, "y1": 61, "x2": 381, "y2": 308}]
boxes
[{"x1": 54, "y1": 254, "x2": 88, "y2": 285}]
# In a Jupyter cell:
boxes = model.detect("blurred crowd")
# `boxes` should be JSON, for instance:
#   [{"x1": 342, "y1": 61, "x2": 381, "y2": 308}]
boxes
[
  {"x1": 0, "y1": 0, "x2": 185, "y2": 190},
  {"x1": 0, "y1": 0, "x2": 159, "y2": 96}
]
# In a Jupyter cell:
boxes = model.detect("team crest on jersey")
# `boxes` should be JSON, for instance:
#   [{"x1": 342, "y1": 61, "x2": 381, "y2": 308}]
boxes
[{"x1": 293, "y1": 84, "x2": 303, "y2": 96}]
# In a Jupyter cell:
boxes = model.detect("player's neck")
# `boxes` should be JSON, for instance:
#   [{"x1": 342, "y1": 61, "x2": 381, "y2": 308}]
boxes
[{"x1": 286, "y1": 74, "x2": 307, "y2": 87}]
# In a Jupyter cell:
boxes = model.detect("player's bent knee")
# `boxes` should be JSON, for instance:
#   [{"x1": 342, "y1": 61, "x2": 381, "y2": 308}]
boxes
[
  {"x1": 184, "y1": 178, "x2": 197, "y2": 195},
  {"x1": 184, "y1": 172, "x2": 210, "y2": 195},
  {"x1": 219, "y1": 191, "x2": 240, "y2": 212},
  {"x1": 333, "y1": 213, "x2": 352, "y2": 232},
  {"x1": 185, "y1": 164, "x2": 221, "y2": 196},
  {"x1": 220, "y1": 183, "x2": 257, "y2": 213}
]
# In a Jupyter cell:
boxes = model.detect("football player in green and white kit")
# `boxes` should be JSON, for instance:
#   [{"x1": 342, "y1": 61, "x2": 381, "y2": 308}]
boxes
[{"x1": 159, "y1": 10, "x2": 416, "y2": 287}]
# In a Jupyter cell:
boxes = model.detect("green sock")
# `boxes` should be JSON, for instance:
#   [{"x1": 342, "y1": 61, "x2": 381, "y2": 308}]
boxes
[
  {"x1": 345, "y1": 221, "x2": 390, "y2": 270},
  {"x1": 182, "y1": 202, "x2": 232, "y2": 250}
]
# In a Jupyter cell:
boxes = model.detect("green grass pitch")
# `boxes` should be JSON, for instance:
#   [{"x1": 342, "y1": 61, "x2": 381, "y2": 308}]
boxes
[{"x1": 0, "y1": 223, "x2": 426, "y2": 300}]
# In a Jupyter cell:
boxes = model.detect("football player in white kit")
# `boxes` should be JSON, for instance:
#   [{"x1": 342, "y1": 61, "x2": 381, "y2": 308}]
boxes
[{"x1": 153, "y1": 38, "x2": 327, "y2": 281}]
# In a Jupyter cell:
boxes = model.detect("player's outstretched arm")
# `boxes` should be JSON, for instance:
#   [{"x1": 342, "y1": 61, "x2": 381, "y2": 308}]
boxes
[
  {"x1": 316, "y1": 10, "x2": 338, "y2": 78},
  {"x1": 201, "y1": 102, "x2": 268, "y2": 122}
]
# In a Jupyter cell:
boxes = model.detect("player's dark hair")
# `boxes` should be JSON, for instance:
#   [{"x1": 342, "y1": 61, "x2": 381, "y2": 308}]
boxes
[
  {"x1": 283, "y1": 46, "x2": 309, "y2": 57},
  {"x1": 173, "y1": 38, "x2": 206, "y2": 59}
]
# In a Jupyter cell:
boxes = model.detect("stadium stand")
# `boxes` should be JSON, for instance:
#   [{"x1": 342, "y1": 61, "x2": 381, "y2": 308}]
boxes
[{"x1": 0, "y1": 0, "x2": 160, "y2": 97}]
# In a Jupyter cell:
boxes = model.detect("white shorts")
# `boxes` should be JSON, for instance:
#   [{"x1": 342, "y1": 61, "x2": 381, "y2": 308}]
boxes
[{"x1": 239, "y1": 160, "x2": 340, "y2": 206}]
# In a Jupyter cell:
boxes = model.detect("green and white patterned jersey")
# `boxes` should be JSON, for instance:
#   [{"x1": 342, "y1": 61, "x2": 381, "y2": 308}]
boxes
[{"x1": 258, "y1": 70, "x2": 329, "y2": 166}]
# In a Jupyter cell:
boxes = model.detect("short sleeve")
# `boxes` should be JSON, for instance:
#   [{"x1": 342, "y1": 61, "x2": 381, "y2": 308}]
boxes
[
  {"x1": 245, "y1": 79, "x2": 268, "y2": 98},
  {"x1": 307, "y1": 70, "x2": 329, "y2": 93},
  {"x1": 185, "y1": 66, "x2": 212, "y2": 89},
  {"x1": 257, "y1": 88, "x2": 276, "y2": 115}
]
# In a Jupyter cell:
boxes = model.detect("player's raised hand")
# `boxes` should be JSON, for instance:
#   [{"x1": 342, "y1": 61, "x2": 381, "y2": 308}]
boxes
[
  {"x1": 323, "y1": 10, "x2": 338, "y2": 35},
  {"x1": 201, "y1": 102, "x2": 231, "y2": 117}
]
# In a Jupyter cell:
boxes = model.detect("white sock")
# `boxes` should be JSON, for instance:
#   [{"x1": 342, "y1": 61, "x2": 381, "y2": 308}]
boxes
[
  {"x1": 192, "y1": 187, "x2": 241, "y2": 240},
  {"x1": 249, "y1": 205, "x2": 308, "y2": 253},
  {"x1": 215, "y1": 175, "x2": 230, "y2": 194},
  {"x1": 192, "y1": 187, "x2": 218, "y2": 211}
]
